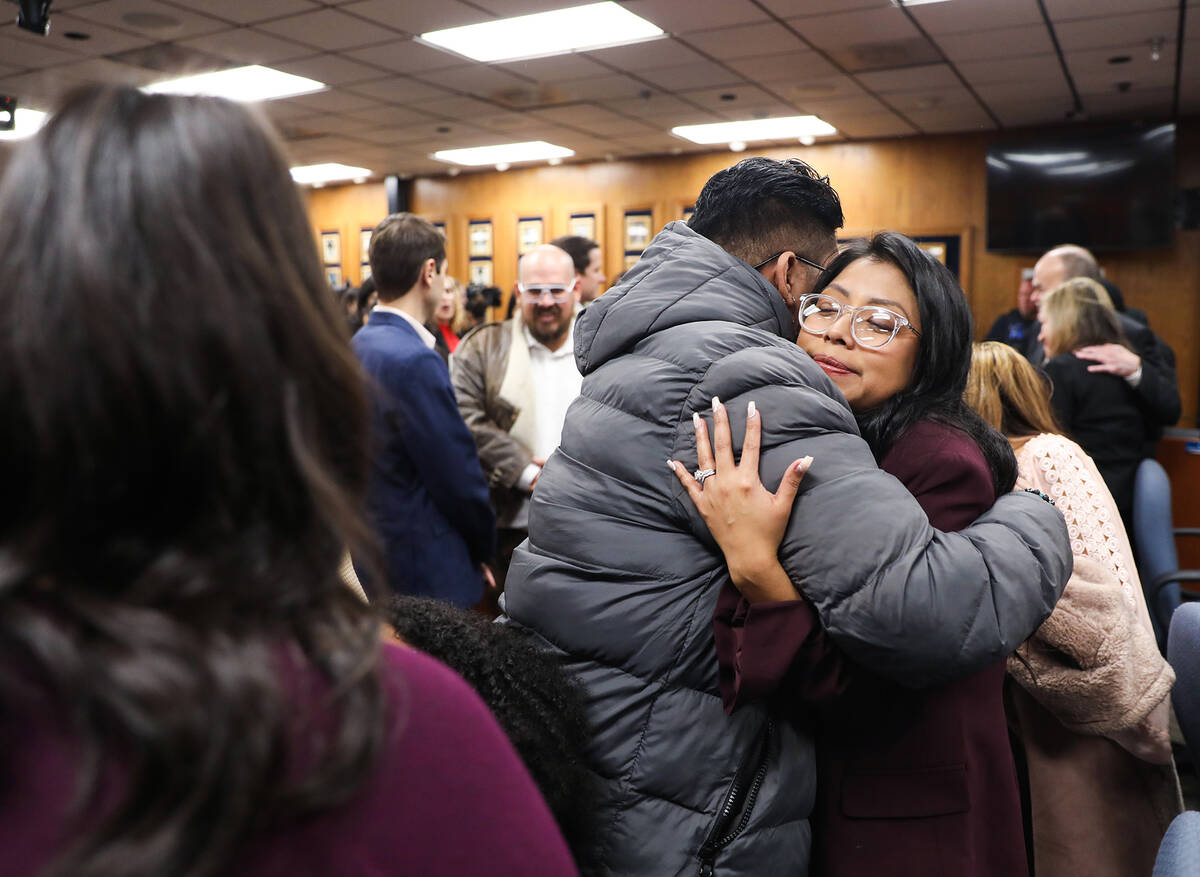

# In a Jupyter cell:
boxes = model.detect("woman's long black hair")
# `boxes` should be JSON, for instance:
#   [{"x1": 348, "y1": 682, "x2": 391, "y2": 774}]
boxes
[
  {"x1": 0, "y1": 86, "x2": 385, "y2": 876},
  {"x1": 811, "y1": 232, "x2": 1018, "y2": 496}
]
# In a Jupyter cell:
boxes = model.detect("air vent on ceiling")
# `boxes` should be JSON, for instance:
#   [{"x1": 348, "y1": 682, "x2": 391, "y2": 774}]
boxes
[{"x1": 835, "y1": 37, "x2": 941, "y2": 72}]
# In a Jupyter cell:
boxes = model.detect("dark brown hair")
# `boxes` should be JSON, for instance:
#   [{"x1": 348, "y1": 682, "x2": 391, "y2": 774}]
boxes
[
  {"x1": 550, "y1": 234, "x2": 599, "y2": 274},
  {"x1": 0, "y1": 85, "x2": 385, "y2": 877},
  {"x1": 368, "y1": 212, "x2": 445, "y2": 301}
]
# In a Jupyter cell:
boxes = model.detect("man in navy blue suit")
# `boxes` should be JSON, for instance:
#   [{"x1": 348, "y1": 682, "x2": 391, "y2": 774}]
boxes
[{"x1": 352, "y1": 213, "x2": 495, "y2": 606}]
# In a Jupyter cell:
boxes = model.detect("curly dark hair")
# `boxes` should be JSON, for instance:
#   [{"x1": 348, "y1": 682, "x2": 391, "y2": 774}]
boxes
[{"x1": 387, "y1": 597, "x2": 597, "y2": 863}]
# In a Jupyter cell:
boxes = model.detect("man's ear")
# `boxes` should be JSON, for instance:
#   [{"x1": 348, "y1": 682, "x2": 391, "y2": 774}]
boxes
[
  {"x1": 764, "y1": 252, "x2": 798, "y2": 300},
  {"x1": 421, "y1": 257, "x2": 437, "y2": 286},
  {"x1": 572, "y1": 276, "x2": 582, "y2": 304}
]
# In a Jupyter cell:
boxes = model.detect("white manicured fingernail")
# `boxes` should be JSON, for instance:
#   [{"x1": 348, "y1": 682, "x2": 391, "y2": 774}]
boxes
[
  {"x1": 693, "y1": 412, "x2": 702, "y2": 428},
  {"x1": 712, "y1": 396, "x2": 721, "y2": 411},
  {"x1": 748, "y1": 400, "x2": 757, "y2": 418},
  {"x1": 666, "y1": 460, "x2": 676, "y2": 471},
  {"x1": 797, "y1": 456, "x2": 813, "y2": 470}
]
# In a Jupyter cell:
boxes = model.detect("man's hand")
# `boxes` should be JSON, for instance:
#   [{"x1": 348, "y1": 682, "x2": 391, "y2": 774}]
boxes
[{"x1": 1074, "y1": 343, "x2": 1140, "y2": 377}]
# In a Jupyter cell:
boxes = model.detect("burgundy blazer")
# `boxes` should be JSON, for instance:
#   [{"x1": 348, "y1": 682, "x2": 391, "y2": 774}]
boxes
[{"x1": 714, "y1": 420, "x2": 1027, "y2": 877}]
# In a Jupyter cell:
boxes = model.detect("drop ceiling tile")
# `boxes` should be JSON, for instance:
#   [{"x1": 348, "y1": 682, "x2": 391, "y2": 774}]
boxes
[
  {"x1": 637, "y1": 61, "x2": 744, "y2": 91},
  {"x1": 465, "y1": 0, "x2": 585, "y2": 15},
  {"x1": 346, "y1": 39, "x2": 469, "y2": 74},
  {"x1": 257, "y1": 8, "x2": 397, "y2": 50},
  {"x1": 989, "y1": 98, "x2": 1077, "y2": 127},
  {"x1": 288, "y1": 88, "x2": 380, "y2": 112},
  {"x1": 934, "y1": 25, "x2": 1055, "y2": 63},
  {"x1": 956, "y1": 54, "x2": 1065, "y2": 84},
  {"x1": 907, "y1": 0, "x2": 1043, "y2": 35},
  {"x1": 339, "y1": 0, "x2": 491, "y2": 35},
  {"x1": 555, "y1": 74, "x2": 653, "y2": 102},
  {"x1": 178, "y1": 28, "x2": 315, "y2": 64},
  {"x1": 1055, "y1": 11, "x2": 1180, "y2": 52},
  {"x1": 714, "y1": 100, "x2": 802, "y2": 120},
  {"x1": 25, "y1": 12, "x2": 152, "y2": 56},
  {"x1": 760, "y1": 0, "x2": 878, "y2": 17},
  {"x1": 260, "y1": 97, "x2": 326, "y2": 121},
  {"x1": 424, "y1": 64, "x2": 534, "y2": 96},
  {"x1": 1042, "y1": 0, "x2": 1178, "y2": 21},
  {"x1": 1081, "y1": 86, "x2": 1174, "y2": 117},
  {"x1": 1067, "y1": 45, "x2": 1177, "y2": 85},
  {"x1": 826, "y1": 112, "x2": 917, "y2": 139},
  {"x1": 50, "y1": 57, "x2": 161, "y2": 87},
  {"x1": 678, "y1": 84, "x2": 789, "y2": 111},
  {"x1": 776, "y1": 75, "x2": 868, "y2": 104},
  {"x1": 584, "y1": 38, "x2": 707, "y2": 71},
  {"x1": 0, "y1": 32, "x2": 89, "y2": 69},
  {"x1": 497, "y1": 54, "x2": 613, "y2": 83},
  {"x1": 857, "y1": 63, "x2": 961, "y2": 94},
  {"x1": 905, "y1": 105, "x2": 998, "y2": 133},
  {"x1": 69, "y1": 1, "x2": 229, "y2": 40},
  {"x1": 280, "y1": 112, "x2": 383, "y2": 135},
  {"x1": 725, "y1": 50, "x2": 841, "y2": 83},
  {"x1": 603, "y1": 94, "x2": 721, "y2": 123},
  {"x1": 784, "y1": 6, "x2": 921, "y2": 47},
  {"x1": 621, "y1": 0, "x2": 770, "y2": 33},
  {"x1": 177, "y1": 0, "x2": 321, "y2": 25},
  {"x1": 682, "y1": 22, "x2": 806, "y2": 60},
  {"x1": 276, "y1": 53, "x2": 385, "y2": 85},
  {"x1": 408, "y1": 95, "x2": 500, "y2": 120},
  {"x1": 888, "y1": 86, "x2": 985, "y2": 112},
  {"x1": 342, "y1": 104, "x2": 433, "y2": 126},
  {"x1": 795, "y1": 94, "x2": 889, "y2": 118},
  {"x1": 344, "y1": 75, "x2": 454, "y2": 104},
  {"x1": 973, "y1": 79, "x2": 1073, "y2": 104}
]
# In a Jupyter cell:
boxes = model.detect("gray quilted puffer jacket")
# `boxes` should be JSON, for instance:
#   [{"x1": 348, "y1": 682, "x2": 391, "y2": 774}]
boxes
[{"x1": 502, "y1": 221, "x2": 1071, "y2": 876}]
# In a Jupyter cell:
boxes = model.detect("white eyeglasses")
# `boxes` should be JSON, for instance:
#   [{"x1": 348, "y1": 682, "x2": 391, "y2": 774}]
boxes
[{"x1": 799, "y1": 293, "x2": 920, "y2": 349}]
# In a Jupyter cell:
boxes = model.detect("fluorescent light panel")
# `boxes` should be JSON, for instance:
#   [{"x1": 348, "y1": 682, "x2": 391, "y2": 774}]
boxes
[
  {"x1": 433, "y1": 141, "x2": 574, "y2": 167},
  {"x1": 0, "y1": 107, "x2": 48, "y2": 141},
  {"x1": 672, "y1": 116, "x2": 837, "y2": 145},
  {"x1": 891, "y1": 0, "x2": 954, "y2": 6},
  {"x1": 145, "y1": 65, "x2": 324, "y2": 102},
  {"x1": 420, "y1": 1, "x2": 663, "y2": 63},
  {"x1": 291, "y1": 163, "x2": 373, "y2": 185}
]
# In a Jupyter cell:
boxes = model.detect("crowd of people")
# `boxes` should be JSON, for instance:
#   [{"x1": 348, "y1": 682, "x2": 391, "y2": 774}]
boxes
[{"x1": 0, "y1": 84, "x2": 1187, "y2": 877}]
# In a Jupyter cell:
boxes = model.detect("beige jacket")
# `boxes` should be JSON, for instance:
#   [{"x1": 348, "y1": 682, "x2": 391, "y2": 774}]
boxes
[{"x1": 450, "y1": 317, "x2": 537, "y2": 528}]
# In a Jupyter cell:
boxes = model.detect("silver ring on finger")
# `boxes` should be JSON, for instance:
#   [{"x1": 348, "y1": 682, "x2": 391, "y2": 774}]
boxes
[{"x1": 694, "y1": 468, "x2": 716, "y2": 486}]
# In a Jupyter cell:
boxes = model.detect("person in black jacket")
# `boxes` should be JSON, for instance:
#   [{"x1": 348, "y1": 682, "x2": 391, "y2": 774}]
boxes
[
  {"x1": 1037, "y1": 277, "x2": 1145, "y2": 531},
  {"x1": 1027, "y1": 245, "x2": 1180, "y2": 454},
  {"x1": 985, "y1": 267, "x2": 1038, "y2": 350}
]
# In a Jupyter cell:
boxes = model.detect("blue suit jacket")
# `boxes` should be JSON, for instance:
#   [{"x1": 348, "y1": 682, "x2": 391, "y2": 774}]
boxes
[{"x1": 352, "y1": 312, "x2": 496, "y2": 606}]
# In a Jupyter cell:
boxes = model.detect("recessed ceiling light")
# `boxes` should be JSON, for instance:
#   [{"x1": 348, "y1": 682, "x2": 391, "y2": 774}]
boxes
[
  {"x1": 290, "y1": 163, "x2": 373, "y2": 186},
  {"x1": 0, "y1": 107, "x2": 48, "y2": 141},
  {"x1": 799, "y1": 135, "x2": 816, "y2": 146},
  {"x1": 145, "y1": 65, "x2": 325, "y2": 102},
  {"x1": 432, "y1": 141, "x2": 574, "y2": 167},
  {"x1": 420, "y1": 1, "x2": 664, "y2": 63},
  {"x1": 729, "y1": 141, "x2": 747, "y2": 152},
  {"x1": 672, "y1": 115, "x2": 837, "y2": 145}
]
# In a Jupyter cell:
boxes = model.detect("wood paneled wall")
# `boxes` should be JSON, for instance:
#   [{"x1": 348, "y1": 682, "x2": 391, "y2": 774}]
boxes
[
  {"x1": 308, "y1": 118, "x2": 1200, "y2": 425},
  {"x1": 306, "y1": 181, "x2": 389, "y2": 288}
]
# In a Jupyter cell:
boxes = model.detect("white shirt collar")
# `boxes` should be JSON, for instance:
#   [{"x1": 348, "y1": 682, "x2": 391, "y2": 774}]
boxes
[{"x1": 373, "y1": 305, "x2": 436, "y2": 350}]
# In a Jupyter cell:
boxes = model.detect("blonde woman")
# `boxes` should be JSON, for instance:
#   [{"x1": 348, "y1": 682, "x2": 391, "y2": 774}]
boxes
[
  {"x1": 1037, "y1": 277, "x2": 1145, "y2": 529},
  {"x1": 966, "y1": 341, "x2": 1180, "y2": 877}
]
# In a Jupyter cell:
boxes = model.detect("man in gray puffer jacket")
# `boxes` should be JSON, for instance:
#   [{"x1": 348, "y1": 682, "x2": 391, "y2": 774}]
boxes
[{"x1": 501, "y1": 158, "x2": 1071, "y2": 876}]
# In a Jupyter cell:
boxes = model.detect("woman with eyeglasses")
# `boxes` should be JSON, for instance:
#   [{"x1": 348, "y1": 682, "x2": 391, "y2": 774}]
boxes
[{"x1": 671, "y1": 232, "x2": 1028, "y2": 876}]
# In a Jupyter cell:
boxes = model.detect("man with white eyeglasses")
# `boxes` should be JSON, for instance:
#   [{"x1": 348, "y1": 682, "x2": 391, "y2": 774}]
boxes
[{"x1": 451, "y1": 244, "x2": 584, "y2": 594}]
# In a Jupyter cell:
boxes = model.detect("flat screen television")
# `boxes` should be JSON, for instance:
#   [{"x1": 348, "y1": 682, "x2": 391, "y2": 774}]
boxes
[{"x1": 986, "y1": 123, "x2": 1175, "y2": 253}]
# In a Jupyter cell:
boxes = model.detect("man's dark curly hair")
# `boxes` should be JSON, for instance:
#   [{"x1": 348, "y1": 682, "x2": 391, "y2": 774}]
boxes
[
  {"x1": 387, "y1": 597, "x2": 597, "y2": 864},
  {"x1": 688, "y1": 156, "x2": 844, "y2": 266}
]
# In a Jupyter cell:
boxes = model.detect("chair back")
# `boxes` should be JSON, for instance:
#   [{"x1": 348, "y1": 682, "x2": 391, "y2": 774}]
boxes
[
  {"x1": 1153, "y1": 808, "x2": 1200, "y2": 876},
  {"x1": 1169, "y1": 603, "x2": 1200, "y2": 770},
  {"x1": 1134, "y1": 458, "x2": 1181, "y2": 647}
]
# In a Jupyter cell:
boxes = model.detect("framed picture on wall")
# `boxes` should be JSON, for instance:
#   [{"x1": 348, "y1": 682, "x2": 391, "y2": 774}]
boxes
[
  {"x1": 916, "y1": 241, "x2": 947, "y2": 264},
  {"x1": 682, "y1": 206, "x2": 695, "y2": 223},
  {"x1": 360, "y1": 263, "x2": 371, "y2": 282},
  {"x1": 360, "y1": 228, "x2": 373, "y2": 264},
  {"x1": 321, "y1": 231, "x2": 341, "y2": 266},
  {"x1": 326, "y1": 266, "x2": 342, "y2": 288},
  {"x1": 517, "y1": 217, "x2": 544, "y2": 255},
  {"x1": 432, "y1": 220, "x2": 447, "y2": 239},
  {"x1": 468, "y1": 220, "x2": 493, "y2": 258},
  {"x1": 469, "y1": 258, "x2": 493, "y2": 286},
  {"x1": 623, "y1": 210, "x2": 652, "y2": 253},
  {"x1": 569, "y1": 212, "x2": 596, "y2": 240}
]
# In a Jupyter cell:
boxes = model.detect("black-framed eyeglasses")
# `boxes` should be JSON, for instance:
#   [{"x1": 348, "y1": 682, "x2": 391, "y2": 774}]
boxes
[
  {"x1": 753, "y1": 251, "x2": 827, "y2": 273},
  {"x1": 798, "y1": 293, "x2": 921, "y2": 349}
]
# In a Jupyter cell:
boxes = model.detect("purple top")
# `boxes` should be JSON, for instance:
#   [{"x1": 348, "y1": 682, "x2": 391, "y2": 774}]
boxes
[{"x1": 1, "y1": 642, "x2": 579, "y2": 877}]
